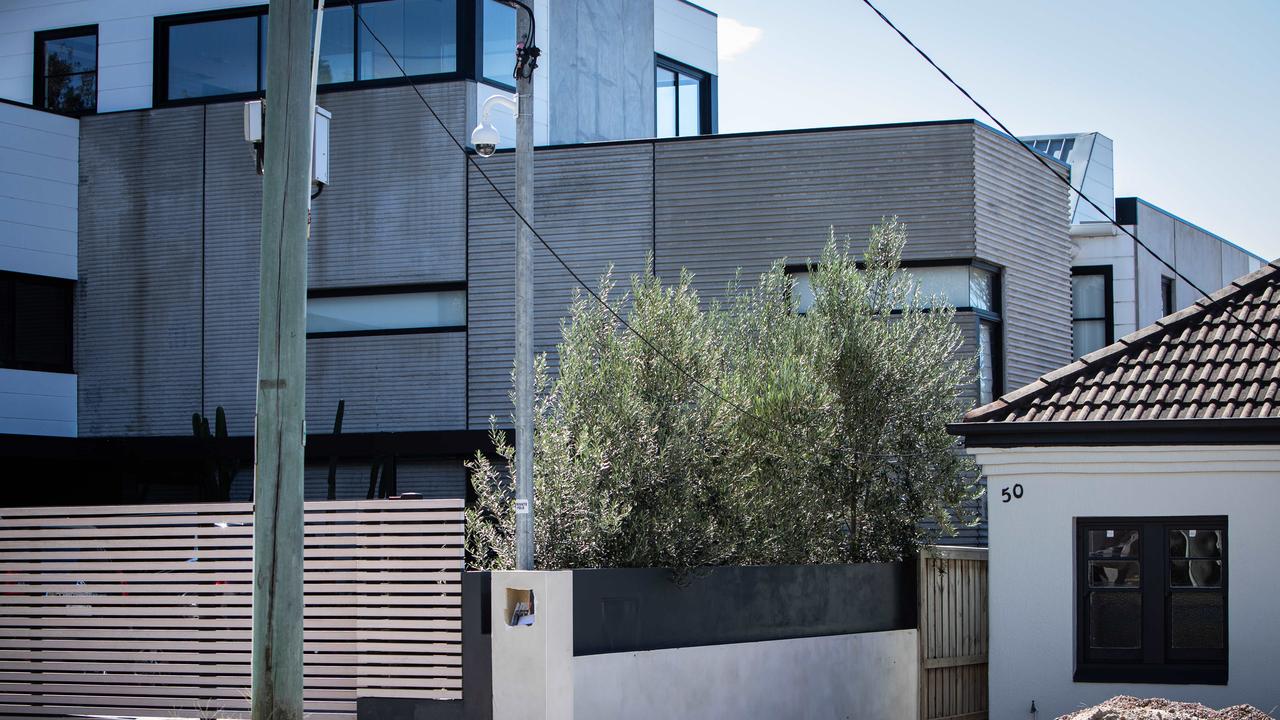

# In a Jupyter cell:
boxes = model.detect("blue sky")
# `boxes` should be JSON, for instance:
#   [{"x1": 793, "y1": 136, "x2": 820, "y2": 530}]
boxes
[{"x1": 700, "y1": 0, "x2": 1280, "y2": 261}]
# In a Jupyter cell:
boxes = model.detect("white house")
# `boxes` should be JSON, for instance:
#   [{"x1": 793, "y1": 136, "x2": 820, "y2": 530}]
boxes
[{"x1": 952, "y1": 261, "x2": 1280, "y2": 719}]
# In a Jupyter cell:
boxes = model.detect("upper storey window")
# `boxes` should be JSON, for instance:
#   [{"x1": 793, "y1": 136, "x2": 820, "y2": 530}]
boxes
[
  {"x1": 34, "y1": 26, "x2": 98, "y2": 115},
  {"x1": 155, "y1": 1, "x2": 459, "y2": 105},
  {"x1": 655, "y1": 55, "x2": 710, "y2": 138}
]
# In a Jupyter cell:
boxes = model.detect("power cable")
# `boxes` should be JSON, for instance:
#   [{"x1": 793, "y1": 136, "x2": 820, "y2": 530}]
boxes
[
  {"x1": 350, "y1": 11, "x2": 965, "y2": 460},
  {"x1": 858, "y1": 0, "x2": 1280, "y2": 358}
]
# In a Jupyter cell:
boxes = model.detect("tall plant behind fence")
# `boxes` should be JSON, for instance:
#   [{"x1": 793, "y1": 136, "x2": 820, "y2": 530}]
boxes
[
  {"x1": 0, "y1": 499, "x2": 464, "y2": 719},
  {"x1": 918, "y1": 546, "x2": 989, "y2": 720}
]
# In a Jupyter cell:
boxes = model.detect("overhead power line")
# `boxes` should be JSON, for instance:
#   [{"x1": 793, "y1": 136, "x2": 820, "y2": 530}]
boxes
[
  {"x1": 350, "y1": 11, "x2": 942, "y2": 460},
  {"x1": 858, "y1": 0, "x2": 1280, "y2": 358}
]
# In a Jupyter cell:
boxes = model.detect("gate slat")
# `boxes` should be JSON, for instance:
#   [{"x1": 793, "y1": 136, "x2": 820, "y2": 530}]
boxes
[{"x1": 0, "y1": 499, "x2": 463, "y2": 719}]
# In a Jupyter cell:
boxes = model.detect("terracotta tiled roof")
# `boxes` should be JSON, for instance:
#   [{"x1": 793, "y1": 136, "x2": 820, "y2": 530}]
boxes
[{"x1": 965, "y1": 262, "x2": 1280, "y2": 424}]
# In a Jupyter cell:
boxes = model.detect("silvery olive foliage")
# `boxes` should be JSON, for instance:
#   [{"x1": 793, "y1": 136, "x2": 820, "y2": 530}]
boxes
[{"x1": 466, "y1": 220, "x2": 981, "y2": 572}]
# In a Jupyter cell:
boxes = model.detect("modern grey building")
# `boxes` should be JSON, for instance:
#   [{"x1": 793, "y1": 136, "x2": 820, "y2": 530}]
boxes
[
  {"x1": 0, "y1": 0, "x2": 1081, "y2": 545},
  {"x1": 1020, "y1": 132, "x2": 1266, "y2": 358}
]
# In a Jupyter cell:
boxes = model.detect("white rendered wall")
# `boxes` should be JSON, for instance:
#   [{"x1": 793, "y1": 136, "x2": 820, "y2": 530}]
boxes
[
  {"x1": 654, "y1": 0, "x2": 717, "y2": 75},
  {"x1": 573, "y1": 629, "x2": 918, "y2": 720},
  {"x1": 0, "y1": 102, "x2": 77, "y2": 279},
  {"x1": 0, "y1": 368, "x2": 76, "y2": 436},
  {"x1": 0, "y1": 0, "x2": 262, "y2": 113},
  {"x1": 969, "y1": 444, "x2": 1280, "y2": 720}
]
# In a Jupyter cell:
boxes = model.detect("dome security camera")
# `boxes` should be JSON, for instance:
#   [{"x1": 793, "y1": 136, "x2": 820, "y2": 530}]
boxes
[{"x1": 471, "y1": 122, "x2": 501, "y2": 157}]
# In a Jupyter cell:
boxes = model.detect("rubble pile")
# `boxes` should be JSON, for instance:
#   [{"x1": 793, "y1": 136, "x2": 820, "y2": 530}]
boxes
[{"x1": 1058, "y1": 696, "x2": 1274, "y2": 720}]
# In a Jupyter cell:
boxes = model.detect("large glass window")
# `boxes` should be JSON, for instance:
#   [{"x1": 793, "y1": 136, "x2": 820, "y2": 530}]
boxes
[
  {"x1": 0, "y1": 272, "x2": 74, "y2": 374},
  {"x1": 307, "y1": 286, "x2": 466, "y2": 336},
  {"x1": 480, "y1": 0, "x2": 517, "y2": 87},
  {"x1": 166, "y1": 14, "x2": 262, "y2": 101},
  {"x1": 1076, "y1": 518, "x2": 1227, "y2": 685},
  {"x1": 1072, "y1": 266, "x2": 1112, "y2": 357},
  {"x1": 157, "y1": 1, "x2": 458, "y2": 104},
  {"x1": 789, "y1": 261, "x2": 1002, "y2": 404},
  {"x1": 656, "y1": 56, "x2": 707, "y2": 138},
  {"x1": 790, "y1": 264, "x2": 995, "y2": 315},
  {"x1": 34, "y1": 26, "x2": 97, "y2": 114},
  {"x1": 358, "y1": 0, "x2": 457, "y2": 80},
  {"x1": 318, "y1": 4, "x2": 356, "y2": 85}
]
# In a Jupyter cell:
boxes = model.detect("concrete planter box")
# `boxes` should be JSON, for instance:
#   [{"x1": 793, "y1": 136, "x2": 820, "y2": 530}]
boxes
[{"x1": 483, "y1": 562, "x2": 918, "y2": 720}]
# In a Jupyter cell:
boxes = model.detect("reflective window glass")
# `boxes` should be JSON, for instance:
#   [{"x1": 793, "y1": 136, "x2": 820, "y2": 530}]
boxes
[
  {"x1": 1089, "y1": 561, "x2": 1141, "y2": 588},
  {"x1": 168, "y1": 16, "x2": 259, "y2": 99},
  {"x1": 37, "y1": 29, "x2": 97, "y2": 113},
  {"x1": 307, "y1": 289, "x2": 466, "y2": 335},
  {"x1": 1072, "y1": 273, "x2": 1107, "y2": 318},
  {"x1": 318, "y1": 5, "x2": 356, "y2": 85},
  {"x1": 0, "y1": 273, "x2": 74, "y2": 374},
  {"x1": 978, "y1": 321, "x2": 996, "y2": 404},
  {"x1": 1089, "y1": 528, "x2": 1140, "y2": 558},
  {"x1": 358, "y1": 0, "x2": 457, "y2": 80},
  {"x1": 677, "y1": 73, "x2": 701, "y2": 137},
  {"x1": 656, "y1": 67, "x2": 677, "y2": 138},
  {"x1": 792, "y1": 272, "x2": 814, "y2": 314},
  {"x1": 481, "y1": 0, "x2": 517, "y2": 86}
]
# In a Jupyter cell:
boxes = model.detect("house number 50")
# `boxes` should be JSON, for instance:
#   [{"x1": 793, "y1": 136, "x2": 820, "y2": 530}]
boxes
[{"x1": 1000, "y1": 484, "x2": 1024, "y2": 503}]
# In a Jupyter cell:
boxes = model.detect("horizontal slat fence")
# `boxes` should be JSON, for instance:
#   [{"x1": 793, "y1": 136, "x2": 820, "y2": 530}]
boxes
[
  {"x1": 918, "y1": 546, "x2": 988, "y2": 720},
  {"x1": 0, "y1": 499, "x2": 464, "y2": 719}
]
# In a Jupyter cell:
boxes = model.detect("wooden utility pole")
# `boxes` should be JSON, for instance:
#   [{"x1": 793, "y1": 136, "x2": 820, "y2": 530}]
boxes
[{"x1": 252, "y1": 0, "x2": 315, "y2": 717}]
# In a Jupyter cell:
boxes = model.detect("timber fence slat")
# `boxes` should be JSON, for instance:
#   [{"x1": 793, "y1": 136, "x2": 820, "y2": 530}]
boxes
[
  {"x1": 919, "y1": 546, "x2": 988, "y2": 720},
  {"x1": 0, "y1": 499, "x2": 464, "y2": 718}
]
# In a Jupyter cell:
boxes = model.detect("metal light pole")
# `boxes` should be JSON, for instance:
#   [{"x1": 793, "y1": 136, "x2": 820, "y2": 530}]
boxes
[
  {"x1": 473, "y1": 3, "x2": 539, "y2": 571},
  {"x1": 512, "y1": 6, "x2": 537, "y2": 572}
]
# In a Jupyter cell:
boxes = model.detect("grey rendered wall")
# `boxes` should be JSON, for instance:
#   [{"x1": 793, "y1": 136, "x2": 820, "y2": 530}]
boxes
[
  {"x1": 467, "y1": 142, "x2": 654, "y2": 427},
  {"x1": 548, "y1": 0, "x2": 655, "y2": 145},
  {"x1": 972, "y1": 125, "x2": 1073, "y2": 391},
  {"x1": 654, "y1": 122, "x2": 980, "y2": 297},
  {"x1": 77, "y1": 85, "x2": 470, "y2": 437},
  {"x1": 1133, "y1": 200, "x2": 1263, "y2": 328},
  {"x1": 78, "y1": 107, "x2": 205, "y2": 436}
]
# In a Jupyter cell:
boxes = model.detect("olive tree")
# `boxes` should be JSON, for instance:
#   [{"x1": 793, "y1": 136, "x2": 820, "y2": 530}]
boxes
[{"x1": 466, "y1": 219, "x2": 980, "y2": 571}]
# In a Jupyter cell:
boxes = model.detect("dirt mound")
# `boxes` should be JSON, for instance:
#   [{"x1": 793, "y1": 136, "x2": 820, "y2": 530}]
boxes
[{"x1": 1058, "y1": 696, "x2": 1275, "y2": 720}]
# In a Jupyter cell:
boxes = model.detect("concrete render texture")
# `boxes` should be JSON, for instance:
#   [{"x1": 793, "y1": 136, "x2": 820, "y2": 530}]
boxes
[{"x1": 488, "y1": 570, "x2": 919, "y2": 720}]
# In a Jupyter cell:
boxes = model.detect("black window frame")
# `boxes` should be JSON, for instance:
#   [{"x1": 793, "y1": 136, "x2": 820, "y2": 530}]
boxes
[
  {"x1": 0, "y1": 270, "x2": 75, "y2": 374},
  {"x1": 1161, "y1": 276, "x2": 1176, "y2": 317},
  {"x1": 1071, "y1": 265, "x2": 1114, "y2": 356},
  {"x1": 33, "y1": 24, "x2": 99, "y2": 116},
  {"x1": 784, "y1": 257, "x2": 1004, "y2": 402},
  {"x1": 1075, "y1": 516, "x2": 1228, "y2": 686},
  {"x1": 655, "y1": 54, "x2": 715, "y2": 137},
  {"x1": 153, "y1": 1, "x2": 473, "y2": 107},
  {"x1": 306, "y1": 282, "x2": 467, "y2": 339}
]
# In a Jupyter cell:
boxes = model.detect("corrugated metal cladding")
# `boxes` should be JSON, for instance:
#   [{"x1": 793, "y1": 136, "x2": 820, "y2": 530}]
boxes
[
  {"x1": 467, "y1": 121, "x2": 1072, "y2": 430},
  {"x1": 77, "y1": 107, "x2": 205, "y2": 437},
  {"x1": 654, "y1": 122, "x2": 979, "y2": 297},
  {"x1": 972, "y1": 127, "x2": 1074, "y2": 390},
  {"x1": 77, "y1": 85, "x2": 470, "y2": 437},
  {"x1": 467, "y1": 142, "x2": 655, "y2": 427}
]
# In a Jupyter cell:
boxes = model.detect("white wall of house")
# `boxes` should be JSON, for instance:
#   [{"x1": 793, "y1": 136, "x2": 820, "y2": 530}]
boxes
[
  {"x1": 654, "y1": 0, "x2": 717, "y2": 75},
  {"x1": 0, "y1": 101, "x2": 77, "y2": 279},
  {"x1": 969, "y1": 444, "x2": 1280, "y2": 720},
  {"x1": 0, "y1": 368, "x2": 76, "y2": 437}
]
